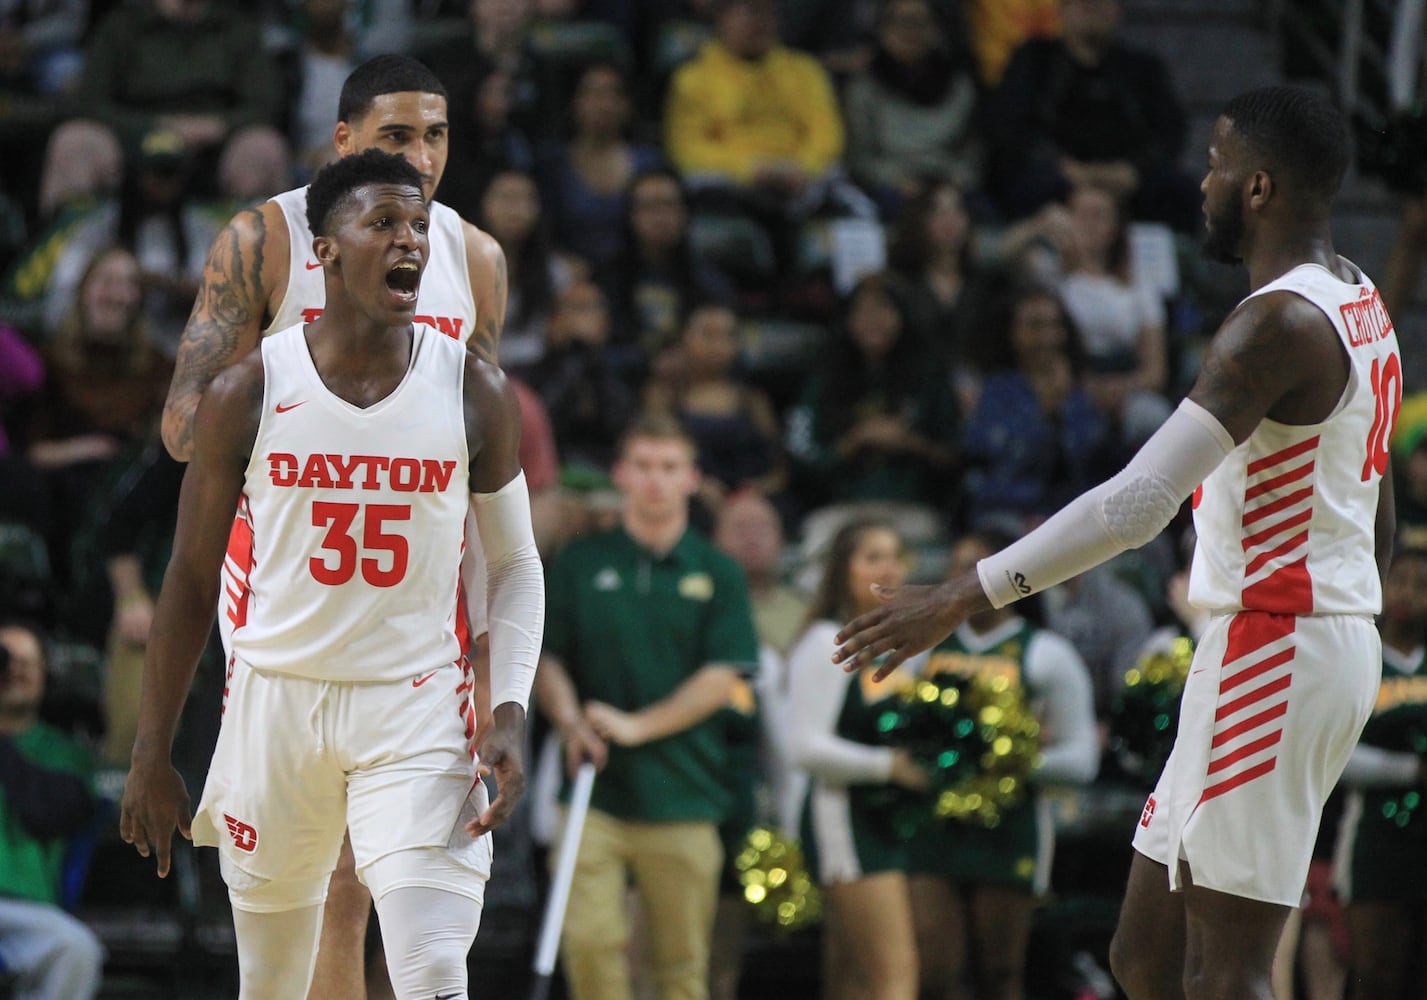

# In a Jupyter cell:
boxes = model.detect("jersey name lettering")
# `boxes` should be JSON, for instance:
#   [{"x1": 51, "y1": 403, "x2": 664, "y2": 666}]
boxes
[
  {"x1": 299, "y1": 307, "x2": 465, "y2": 341},
  {"x1": 1339, "y1": 288, "x2": 1394, "y2": 348},
  {"x1": 267, "y1": 452, "x2": 459, "y2": 493}
]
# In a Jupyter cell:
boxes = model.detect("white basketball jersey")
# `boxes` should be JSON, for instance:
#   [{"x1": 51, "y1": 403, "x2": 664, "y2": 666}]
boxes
[
  {"x1": 1189, "y1": 259, "x2": 1401, "y2": 616},
  {"x1": 265, "y1": 186, "x2": 477, "y2": 343},
  {"x1": 231, "y1": 323, "x2": 470, "y2": 681},
  {"x1": 218, "y1": 186, "x2": 482, "y2": 656}
]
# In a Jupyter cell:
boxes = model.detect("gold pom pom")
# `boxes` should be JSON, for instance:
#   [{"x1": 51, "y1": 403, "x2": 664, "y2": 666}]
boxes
[{"x1": 734, "y1": 827, "x2": 822, "y2": 932}]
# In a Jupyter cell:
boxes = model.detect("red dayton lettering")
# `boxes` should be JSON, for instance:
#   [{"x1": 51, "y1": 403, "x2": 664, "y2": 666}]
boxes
[
  {"x1": 295, "y1": 308, "x2": 464, "y2": 341},
  {"x1": 266, "y1": 452, "x2": 458, "y2": 492},
  {"x1": 1339, "y1": 288, "x2": 1395, "y2": 348}
]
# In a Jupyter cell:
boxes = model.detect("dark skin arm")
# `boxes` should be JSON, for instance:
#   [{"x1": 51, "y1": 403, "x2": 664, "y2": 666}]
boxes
[
  {"x1": 834, "y1": 291, "x2": 1353, "y2": 678},
  {"x1": 461, "y1": 355, "x2": 530, "y2": 839},
  {"x1": 162, "y1": 204, "x2": 285, "y2": 461},
  {"x1": 121, "y1": 354, "x2": 263, "y2": 876},
  {"x1": 463, "y1": 221, "x2": 507, "y2": 366}
]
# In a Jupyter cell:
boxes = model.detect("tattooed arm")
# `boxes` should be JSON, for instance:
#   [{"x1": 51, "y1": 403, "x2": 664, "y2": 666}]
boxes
[
  {"x1": 162, "y1": 203, "x2": 285, "y2": 461},
  {"x1": 463, "y1": 220, "x2": 507, "y2": 366}
]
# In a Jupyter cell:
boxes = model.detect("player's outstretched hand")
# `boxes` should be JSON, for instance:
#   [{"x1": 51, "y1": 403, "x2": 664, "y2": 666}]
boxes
[
  {"x1": 833, "y1": 578, "x2": 978, "y2": 681},
  {"x1": 119, "y1": 756, "x2": 193, "y2": 878},
  {"x1": 467, "y1": 702, "x2": 526, "y2": 838}
]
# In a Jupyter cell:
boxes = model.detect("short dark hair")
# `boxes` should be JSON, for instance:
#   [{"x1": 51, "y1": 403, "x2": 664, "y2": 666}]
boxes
[
  {"x1": 306, "y1": 149, "x2": 423, "y2": 237},
  {"x1": 1221, "y1": 86, "x2": 1350, "y2": 204},
  {"x1": 338, "y1": 55, "x2": 447, "y2": 124}
]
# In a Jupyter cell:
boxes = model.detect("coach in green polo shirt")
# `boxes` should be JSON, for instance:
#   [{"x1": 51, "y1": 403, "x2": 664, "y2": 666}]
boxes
[{"x1": 537, "y1": 414, "x2": 759, "y2": 1000}]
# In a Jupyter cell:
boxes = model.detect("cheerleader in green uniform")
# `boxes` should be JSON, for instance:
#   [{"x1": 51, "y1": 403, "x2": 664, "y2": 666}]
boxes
[
  {"x1": 789, "y1": 520, "x2": 931, "y2": 1000},
  {"x1": 1335, "y1": 548, "x2": 1427, "y2": 999},
  {"x1": 909, "y1": 531, "x2": 1099, "y2": 1000}
]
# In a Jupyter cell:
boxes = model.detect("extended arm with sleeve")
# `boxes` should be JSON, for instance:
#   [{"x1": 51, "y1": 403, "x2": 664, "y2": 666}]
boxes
[
  {"x1": 1022, "y1": 632, "x2": 1099, "y2": 784},
  {"x1": 1338, "y1": 744, "x2": 1420, "y2": 787},
  {"x1": 978, "y1": 399, "x2": 1234, "y2": 608},
  {"x1": 472, "y1": 471, "x2": 544, "y2": 710},
  {"x1": 787, "y1": 622, "x2": 895, "y2": 783}
]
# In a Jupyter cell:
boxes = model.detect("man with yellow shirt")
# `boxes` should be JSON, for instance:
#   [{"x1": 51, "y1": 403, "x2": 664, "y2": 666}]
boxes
[{"x1": 663, "y1": 0, "x2": 872, "y2": 236}]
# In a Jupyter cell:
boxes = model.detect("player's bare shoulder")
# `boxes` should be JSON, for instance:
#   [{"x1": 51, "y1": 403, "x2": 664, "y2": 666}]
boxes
[
  {"x1": 460, "y1": 219, "x2": 508, "y2": 366},
  {"x1": 195, "y1": 349, "x2": 267, "y2": 463},
  {"x1": 461, "y1": 351, "x2": 520, "y2": 490},
  {"x1": 1190, "y1": 287, "x2": 1348, "y2": 439}
]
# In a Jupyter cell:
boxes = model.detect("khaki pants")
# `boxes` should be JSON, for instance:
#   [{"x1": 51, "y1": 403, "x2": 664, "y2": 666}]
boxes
[{"x1": 555, "y1": 807, "x2": 722, "y2": 1000}]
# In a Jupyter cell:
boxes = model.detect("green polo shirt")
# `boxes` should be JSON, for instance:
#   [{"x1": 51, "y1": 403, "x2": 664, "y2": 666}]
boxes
[
  {"x1": 545, "y1": 525, "x2": 759, "y2": 822},
  {"x1": 0, "y1": 723, "x2": 94, "y2": 905}
]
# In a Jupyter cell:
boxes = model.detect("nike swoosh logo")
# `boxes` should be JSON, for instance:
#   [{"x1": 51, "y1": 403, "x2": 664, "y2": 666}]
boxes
[
  {"x1": 412, "y1": 669, "x2": 440, "y2": 688},
  {"x1": 275, "y1": 401, "x2": 307, "y2": 413},
  {"x1": 305, "y1": 260, "x2": 322, "y2": 270}
]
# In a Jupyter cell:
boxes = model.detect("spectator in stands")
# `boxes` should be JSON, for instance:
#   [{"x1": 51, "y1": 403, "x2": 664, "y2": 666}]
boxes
[
  {"x1": 784, "y1": 273, "x2": 960, "y2": 515},
  {"x1": 538, "y1": 61, "x2": 662, "y2": 268},
  {"x1": 787, "y1": 518, "x2": 927, "y2": 1000},
  {"x1": 477, "y1": 167, "x2": 577, "y2": 373},
  {"x1": 597, "y1": 167, "x2": 734, "y2": 373},
  {"x1": 1042, "y1": 564, "x2": 1155, "y2": 718},
  {"x1": 19, "y1": 246, "x2": 170, "y2": 584},
  {"x1": 642, "y1": 302, "x2": 788, "y2": 521},
  {"x1": 959, "y1": 0, "x2": 1058, "y2": 86},
  {"x1": 527, "y1": 279, "x2": 636, "y2": 476},
  {"x1": 0, "y1": 620, "x2": 104, "y2": 1000},
  {"x1": 437, "y1": 59, "x2": 537, "y2": 223},
  {"x1": 0, "y1": 0, "x2": 87, "y2": 243},
  {"x1": 0, "y1": 323, "x2": 42, "y2": 458},
  {"x1": 713, "y1": 489, "x2": 807, "y2": 836},
  {"x1": 1054, "y1": 183, "x2": 1173, "y2": 445},
  {"x1": 960, "y1": 280, "x2": 1115, "y2": 534},
  {"x1": 989, "y1": 0, "x2": 1199, "y2": 233},
  {"x1": 269, "y1": 0, "x2": 414, "y2": 178},
  {"x1": 663, "y1": 0, "x2": 873, "y2": 269},
  {"x1": 535, "y1": 414, "x2": 760, "y2": 1000},
  {"x1": 38, "y1": 129, "x2": 225, "y2": 355},
  {"x1": 39, "y1": 0, "x2": 290, "y2": 218},
  {"x1": 417, "y1": 0, "x2": 552, "y2": 140},
  {"x1": 842, "y1": 0, "x2": 985, "y2": 216}
]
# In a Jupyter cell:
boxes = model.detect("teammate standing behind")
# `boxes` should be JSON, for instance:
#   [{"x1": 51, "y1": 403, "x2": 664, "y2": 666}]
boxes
[
  {"x1": 834, "y1": 86, "x2": 1400, "y2": 1000},
  {"x1": 119, "y1": 150, "x2": 543, "y2": 1000},
  {"x1": 158, "y1": 54, "x2": 508, "y2": 998}
]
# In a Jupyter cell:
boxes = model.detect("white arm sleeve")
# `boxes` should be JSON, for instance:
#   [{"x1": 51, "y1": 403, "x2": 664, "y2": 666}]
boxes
[
  {"x1": 1023, "y1": 632, "x2": 1100, "y2": 785},
  {"x1": 787, "y1": 623, "x2": 896, "y2": 784},
  {"x1": 1339, "y1": 744, "x2": 1421, "y2": 787},
  {"x1": 460, "y1": 507, "x2": 488, "y2": 637},
  {"x1": 978, "y1": 399, "x2": 1235, "y2": 609},
  {"x1": 472, "y1": 471, "x2": 544, "y2": 711}
]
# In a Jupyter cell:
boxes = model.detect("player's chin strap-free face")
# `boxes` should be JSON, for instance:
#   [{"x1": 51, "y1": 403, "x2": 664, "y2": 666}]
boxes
[{"x1": 977, "y1": 399, "x2": 1235, "y2": 608}]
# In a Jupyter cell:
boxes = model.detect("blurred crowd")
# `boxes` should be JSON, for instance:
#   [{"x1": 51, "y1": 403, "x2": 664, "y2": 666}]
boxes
[{"x1": 3, "y1": 0, "x2": 1427, "y2": 998}]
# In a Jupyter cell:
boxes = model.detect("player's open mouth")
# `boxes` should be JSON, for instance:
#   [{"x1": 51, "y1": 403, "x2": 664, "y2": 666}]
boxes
[{"x1": 385, "y1": 260, "x2": 421, "y2": 302}]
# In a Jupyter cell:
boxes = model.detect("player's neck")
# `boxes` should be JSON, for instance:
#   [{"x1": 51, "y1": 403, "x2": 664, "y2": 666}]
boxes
[
  {"x1": 304, "y1": 318, "x2": 413, "y2": 383},
  {"x1": 1244, "y1": 227, "x2": 1338, "y2": 292}
]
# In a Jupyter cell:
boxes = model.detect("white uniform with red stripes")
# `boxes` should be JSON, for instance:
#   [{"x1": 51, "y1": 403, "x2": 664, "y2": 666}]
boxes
[
  {"x1": 192, "y1": 324, "x2": 491, "y2": 908},
  {"x1": 1133, "y1": 259, "x2": 1400, "y2": 905},
  {"x1": 217, "y1": 186, "x2": 482, "y2": 661}
]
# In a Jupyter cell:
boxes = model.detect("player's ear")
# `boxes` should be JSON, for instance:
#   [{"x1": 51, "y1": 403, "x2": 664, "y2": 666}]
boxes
[
  {"x1": 313, "y1": 235, "x2": 337, "y2": 268},
  {"x1": 1247, "y1": 169, "x2": 1273, "y2": 209},
  {"x1": 333, "y1": 120, "x2": 354, "y2": 157}
]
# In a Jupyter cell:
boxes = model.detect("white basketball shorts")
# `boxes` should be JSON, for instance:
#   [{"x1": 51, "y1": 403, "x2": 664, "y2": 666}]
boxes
[
  {"x1": 191, "y1": 657, "x2": 492, "y2": 909},
  {"x1": 1132, "y1": 611, "x2": 1378, "y2": 906}
]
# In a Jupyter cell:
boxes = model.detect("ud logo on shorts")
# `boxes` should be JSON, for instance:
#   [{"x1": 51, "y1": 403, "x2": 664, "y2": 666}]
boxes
[
  {"x1": 1140, "y1": 795, "x2": 1157, "y2": 829},
  {"x1": 224, "y1": 813, "x2": 259, "y2": 853}
]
